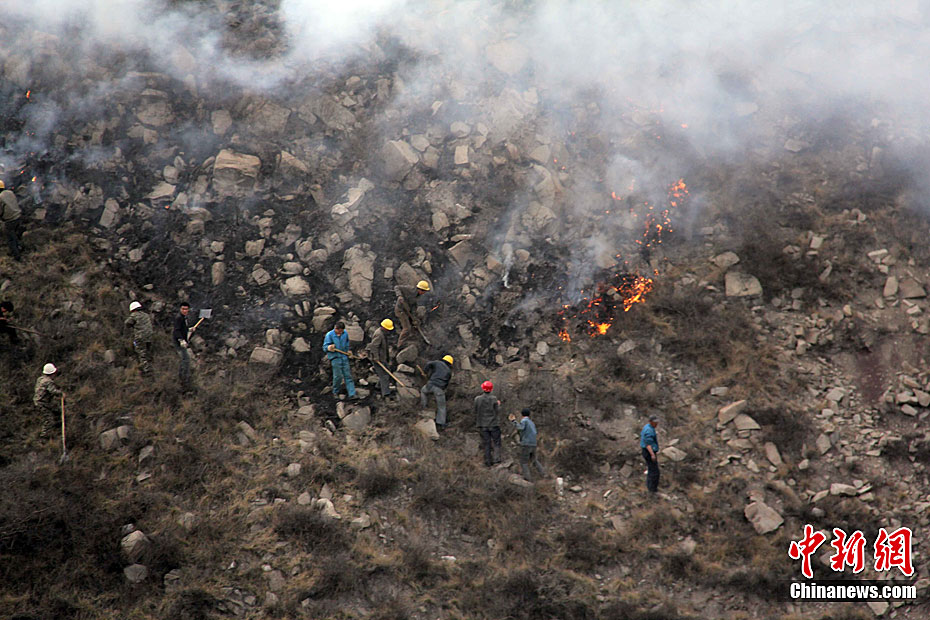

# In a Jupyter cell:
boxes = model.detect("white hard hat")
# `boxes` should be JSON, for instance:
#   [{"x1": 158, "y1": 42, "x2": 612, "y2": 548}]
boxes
[
  {"x1": 129, "y1": 301, "x2": 142, "y2": 312},
  {"x1": 43, "y1": 363, "x2": 57, "y2": 375}
]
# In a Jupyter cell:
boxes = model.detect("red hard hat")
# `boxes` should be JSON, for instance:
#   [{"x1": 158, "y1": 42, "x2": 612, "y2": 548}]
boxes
[{"x1": 481, "y1": 381, "x2": 493, "y2": 392}]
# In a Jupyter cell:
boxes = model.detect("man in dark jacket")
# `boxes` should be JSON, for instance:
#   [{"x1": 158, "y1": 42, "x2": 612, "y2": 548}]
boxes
[
  {"x1": 0, "y1": 301, "x2": 18, "y2": 346},
  {"x1": 172, "y1": 302, "x2": 192, "y2": 389},
  {"x1": 367, "y1": 318, "x2": 394, "y2": 398},
  {"x1": 421, "y1": 354, "x2": 453, "y2": 429},
  {"x1": 0, "y1": 181, "x2": 23, "y2": 261},
  {"x1": 475, "y1": 380, "x2": 501, "y2": 466},
  {"x1": 394, "y1": 280, "x2": 429, "y2": 348}
]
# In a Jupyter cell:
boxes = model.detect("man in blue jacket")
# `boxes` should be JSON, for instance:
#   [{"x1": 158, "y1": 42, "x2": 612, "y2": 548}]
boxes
[
  {"x1": 323, "y1": 321, "x2": 356, "y2": 400},
  {"x1": 509, "y1": 408, "x2": 546, "y2": 481},
  {"x1": 640, "y1": 415, "x2": 660, "y2": 493}
]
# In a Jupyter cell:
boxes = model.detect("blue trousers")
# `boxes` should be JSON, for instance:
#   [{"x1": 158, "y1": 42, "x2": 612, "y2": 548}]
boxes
[{"x1": 331, "y1": 357, "x2": 356, "y2": 397}]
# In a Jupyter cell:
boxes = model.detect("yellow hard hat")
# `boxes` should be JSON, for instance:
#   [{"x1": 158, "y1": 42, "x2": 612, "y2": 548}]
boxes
[
  {"x1": 380, "y1": 318, "x2": 394, "y2": 330},
  {"x1": 416, "y1": 280, "x2": 431, "y2": 291},
  {"x1": 442, "y1": 355, "x2": 454, "y2": 365},
  {"x1": 0, "y1": 181, "x2": 5, "y2": 189}
]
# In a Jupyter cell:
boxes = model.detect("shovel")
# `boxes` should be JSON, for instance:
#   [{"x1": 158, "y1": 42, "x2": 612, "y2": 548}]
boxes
[
  {"x1": 59, "y1": 394, "x2": 69, "y2": 464},
  {"x1": 190, "y1": 308, "x2": 212, "y2": 332}
]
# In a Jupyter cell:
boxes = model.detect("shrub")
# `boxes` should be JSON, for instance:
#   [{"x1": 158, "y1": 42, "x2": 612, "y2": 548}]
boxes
[{"x1": 274, "y1": 507, "x2": 346, "y2": 553}]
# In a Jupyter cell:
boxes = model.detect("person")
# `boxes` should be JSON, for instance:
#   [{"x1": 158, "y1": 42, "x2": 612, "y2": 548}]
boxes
[
  {"x1": 475, "y1": 380, "x2": 502, "y2": 466},
  {"x1": 323, "y1": 320, "x2": 356, "y2": 400},
  {"x1": 640, "y1": 415, "x2": 660, "y2": 494},
  {"x1": 0, "y1": 181, "x2": 22, "y2": 261},
  {"x1": 394, "y1": 280, "x2": 430, "y2": 348},
  {"x1": 0, "y1": 301, "x2": 19, "y2": 345},
  {"x1": 366, "y1": 318, "x2": 394, "y2": 399},
  {"x1": 421, "y1": 354, "x2": 453, "y2": 429},
  {"x1": 125, "y1": 301, "x2": 154, "y2": 375},
  {"x1": 509, "y1": 408, "x2": 546, "y2": 481},
  {"x1": 172, "y1": 302, "x2": 193, "y2": 389},
  {"x1": 34, "y1": 363, "x2": 63, "y2": 439}
]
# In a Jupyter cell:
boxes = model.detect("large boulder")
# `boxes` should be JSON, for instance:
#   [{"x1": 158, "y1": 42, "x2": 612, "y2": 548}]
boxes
[
  {"x1": 725, "y1": 272, "x2": 763, "y2": 297},
  {"x1": 342, "y1": 245, "x2": 376, "y2": 301},
  {"x1": 213, "y1": 149, "x2": 261, "y2": 196},
  {"x1": 380, "y1": 140, "x2": 419, "y2": 181},
  {"x1": 744, "y1": 501, "x2": 783, "y2": 534},
  {"x1": 249, "y1": 346, "x2": 283, "y2": 367}
]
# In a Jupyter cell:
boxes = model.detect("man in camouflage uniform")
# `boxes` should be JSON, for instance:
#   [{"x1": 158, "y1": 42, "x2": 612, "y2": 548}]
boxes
[
  {"x1": 367, "y1": 318, "x2": 395, "y2": 398},
  {"x1": 0, "y1": 180, "x2": 23, "y2": 261},
  {"x1": 394, "y1": 280, "x2": 430, "y2": 348},
  {"x1": 34, "y1": 363, "x2": 63, "y2": 438},
  {"x1": 125, "y1": 301, "x2": 154, "y2": 375}
]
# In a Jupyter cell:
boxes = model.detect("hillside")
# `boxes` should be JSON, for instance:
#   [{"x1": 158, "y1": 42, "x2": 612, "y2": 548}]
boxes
[{"x1": 1, "y1": 2, "x2": 929, "y2": 619}]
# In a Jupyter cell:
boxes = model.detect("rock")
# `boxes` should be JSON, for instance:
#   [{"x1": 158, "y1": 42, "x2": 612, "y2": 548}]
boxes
[
  {"x1": 286, "y1": 463, "x2": 302, "y2": 477},
  {"x1": 725, "y1": 272, "x2": 763, "y2": 297},
  {"x1": 867, "y1": 249, "x2": 888, "y2": 263},
  {"x1": 380, "y1": 140, "x2": 419, "y2": 181},
  {"x1": 213, "y1": 149, "x2": 261, "y2": 196},
  {"x1": 718, "y1": 400, "x2": 748, "y2": 425},
  {"x1": 315, "y1": 498, "x2": 341, "y2": 520},
  {"x1": 783, "y1": 139, "x2": 810, "y2": 153},
  {"x1": 99, "y1": 198, "x2": 120, "y2": 228},
  {"x1": 486, "y1": 40, "x2": 530, "y2": 75},
  {"x1": 249, "y1": 346, "x2": 283, "y2": 367},
  {"x1": 396, "y1": 345, "x2": 419, "y2": 364},
  {"x1": 733, "y1": 414, "x2": 761, "y2": 431},
  {"x1": 616, "y1": 340, "x2": 636, "y2": 355},
  {"x1": 432, "y1": 211, "x2": 449, "y2": 232},
  {"x1": 291, "y1": 338, "x2": 310, "y2": 353},
  {"x1": 712, "y1": 251, "x2": 740, "y2": 269},
  {"x1": 247, "y1": 100, "x2": 290, "y2": 135},
  {"x1": 245, "y1": 239, "x2": 266, "y2": 258},
  {"x1": 883, "y1": 276, "x2": 899, "y2": 297},
  {"x1": 138, "y1": 445, "x2": 154, "y2": 464},
  {"x1": 211, "y1": 262, "x2": 225, "y2": 286},
  {"x1": 121, "y1": 530, "x2": 150, "y2": 563},
  {"x1": 508, "y1": 473, "x2": 534, "y2": 488},
  {"x1": 663, "y1": 446, "x2": 687, "y2": 462},
  {"x1": 825, "y1": 388, "x2": 845, "y2": 402},
  {"x1": 100, "y1": 428, "x2": 121, "y2": 451},
  {"x1": 342, "y1": 407, "x2": 371, "y2": 432},
  {"x1": 350, "y1": 514, "x2": 372, "y2": 530},
  {"x1": 164, "y1": 568, "x2": 184, "y2": 593},
  {"x1": 266, "y1": 569, "x2": 286, "y2": 592},
  {"x1": 448, "y1": 239, "x2": 476, "y2": 266},
  {"x1": 899, "y1": 278, "x2": 926, "y2": 299},
  {"x1": 128, "y1": 248, "x2": 144, "y2": 263},
  {"x1": 536, "y1": 341, "x2": 549, "y2": 356},
  {"x1": 396, "y1": 385, "x2": 420, "y2": 401},
  {"x1": 252, "y1": 266, "x2": 272, "y2": 286},
  {"x1": 345, "y1": 324, "x2": 364, "y2": 342},
  {"x1": 238, "y1": 421, "x2": 259, "y2": 443},
  {"x1": 211, "y1": 109, "x2": 232, "y2": 135},
  {"x1": 124, "y1": 564, "x2": 148, "y2": 584},
  {"x1": 901, "y1": 404, "x2": 918, "y2": 416},
  {"x1": 104, "y1": 349, "x2": 116, "y2": 364},
  {"x1": 178, "y1": 512, "x2": 197, "y2": 531},
  {"x1": 297, "y1": 492, "x2": 312, "y2": 506},
  {"x1": 342, "y1": 245, "x2": 376, "y2": 301},
  {"x1": 830, "y1": 483, "x2": 859, "y2": 496},
  {"x1": 744, "y1": 501, "x2": 784, "y2": 534},
  {"x1": 282, "y1": 276, "x2": 310, "y2": 296},
  {"x1": 415, "y1": 419, "x2": 440, "y2": 441},
  {"x1": 279, "y1": 151, "x2": 310, "y2": 175},
  {"x1": 867, "y1": 601, "x2": 888, "y2": 617},
  {"x1": 763, "y1": 442, "x2": 783, "y2": 467},
  {"x1": 454, "y1": 145, "x2": 470, "y2": 165},
  {"x1": 450, "y1": 121, "x2": 471, "y2": 137},
  {"x1": 816, "y1": 433, "x2": 832, "y2": 454}
]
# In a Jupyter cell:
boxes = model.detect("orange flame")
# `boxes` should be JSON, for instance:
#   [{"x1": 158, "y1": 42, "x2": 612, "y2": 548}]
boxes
[
  {"x1": 25, "y1": 90, "x2": 31, "y2": 99},
  {"x1": 588, "y1": 320, "x2": 611, "y2": 336},
  {"x1": 621, "y1": 276, "x2": 653, "y2": 311},
  {"x1": 558, "y1": 329, "x2": 571, "y2": 342}
]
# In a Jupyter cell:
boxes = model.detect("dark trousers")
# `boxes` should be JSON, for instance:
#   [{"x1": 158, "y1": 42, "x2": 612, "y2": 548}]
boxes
[
  {"x1": 0, "y1": 323, "x2": 19, "y2": 345},
  {"x1": 373, "y1": 363, "x2": 391, "y2": 397},
  {"x1": 520, "y1": 445, "x2": 546, "y2": 480},
  {"x1": 176, "y1": 344, "x2": 191, "y2": 388},
  {"x1": 642, "y1": 448, "x2": 659, "y2": 493},
  {"x1": 479, "y1": 427, "x2": 502, "y2": 466},
  {"x1": 5, "y1": 219, "x2": 21, "y2": 261}
]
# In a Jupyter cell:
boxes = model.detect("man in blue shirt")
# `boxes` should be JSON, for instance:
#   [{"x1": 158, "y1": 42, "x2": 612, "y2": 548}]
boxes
[
  {"x1": 640, "y1": 415, "x2": 660, "y2": 493},
  {"x1": 509, "y1": 408, "x2": 546, "y2": 481},
  {"x1": 323, "y1": 321, "x2": 356, "y2": 400}
]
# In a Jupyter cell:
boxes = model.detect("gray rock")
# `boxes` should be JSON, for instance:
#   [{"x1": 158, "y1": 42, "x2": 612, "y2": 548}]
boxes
[
  {"x1": 342, "y1": 407, "x2": 371, "y2": 432},
  {"x1": 454, "y1": 145, "x2": 470, "y2": 165},
  {"x1": 238, "y1": 421, "x2": 259, "y2": 443},
  {"x1": 816, "y1": 433, "x2": 832, "y2": 454},
  {"x1": 351, "y1": 514, "x2": 372, "y2": 530},
  {"x1": 211, "y1": 110, "x2": 232, "y2": 135},
  {"x1": 663, "y1": 446, "x2": 687, "y2": 462},
  {"x1": 297, "y1": 492, "x2": 312, "y2": 506},
  {"x1": 100, "y1": 428, "x2": 121, "y2": 451},
  {"x1": 315, "y1": 498, "x2": 341, "y2": 519},
  {"x1": 380, "y1": 140, "x2": 419, "y2": 181},
  {"x1": 744, "y1": 501, "x2": 783, "y2": 534},
  {"x1": 282, "y1": 276, "x2": 310, "y2": 296},
  {"x1": 718, "y1": 400, "x2": 748, "y2": 425},
  {"x1": 830, "y1": 483, "x2": 859, "y2": 496},
  {"x1": 883, "y1": 276, "x2": 899, "y2": 298},
  {"x1": 712, "y1": 251, "x2": 740, "y2": 269},
  {"x1": 291, "y1": 338, "x2": 310, "y2": 353},
  {"x1": 252, "y1": 266, "x2": 272, "y2": 286},
  {"x1": 211, "y1": 262, "x2": 225, "y2": 286},
  {"x1": 396, "y1": 345, "x2": 419, "y2": 364},
  {"x1": 899, "y1": 278, "x2": 926, "y2": 299},
  {"x1": 448, "y1": 239, "x2": 476, "y2": 266},
  {"x1": 249, "y1": 347, "x2": 283, "y2": 367},
  {"x1": 725, "y1": 272, "x2": 763, "y2": 297},
  {"x1": 286, "y1": 463, "x2": 301, "y2": 477},
  {"x1": 213, "y1": 149, "x2": 261, "y2": 196},
  {"x1": 733, "y1": 414, "x2": 761, "y2": 431},
  {"x1": 486, "y1": 40, "x2": 530, "y2": 75},
  {"x1": 763, "y1": 442, "x2": 783, "y2": 467},
  {"x1": 343, "y1": 245, "x2": 376, "y2": 301},
  {"x1": 99, "y1": 198, "x2": 120, "y2": 229},
  {"x1": 267, "y1": 569, "x2": 286, "y2": 592},
  {"x1": 121, "y1": 530, "x2": 150, "y2": 563},
  {"x1": 415, "y1": 418, "x2": 440, "y2": 440},
  {"x1": 124, "y1": 564, "x2": 148, "y2": 584}
]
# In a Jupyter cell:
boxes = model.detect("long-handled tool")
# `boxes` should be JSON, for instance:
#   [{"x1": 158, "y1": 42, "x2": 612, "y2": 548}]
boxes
[
  {"x1": 372, "y1": 359, "x2": 408, "y2": 388},
  {"x1": 59, "y1": 394, "x2": 69, "y2": 464},
  {"x1": 10, "y1": 324, "x2": 46, "y2": 337},
  {"x1": 414, "y1": 323, "x2": 432, "y2": 346},
  {"x1": 331, "y1": 347, "x2": 355, "y2": 358},
  {"x1": 189, "y1": 308, "x2": 212, "y2": 333}
]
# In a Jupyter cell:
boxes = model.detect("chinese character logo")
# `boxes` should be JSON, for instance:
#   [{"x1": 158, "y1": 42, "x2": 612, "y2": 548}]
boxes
[
  {"x1": 874, "y1": 527, "x2": 914, "y2": 576},
  {"x1": 789, "y1": 525, "x2": 915, "y2": 578},
  {"x1": 789, "y1": 524, "x2": 826, "y2": 579}
]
